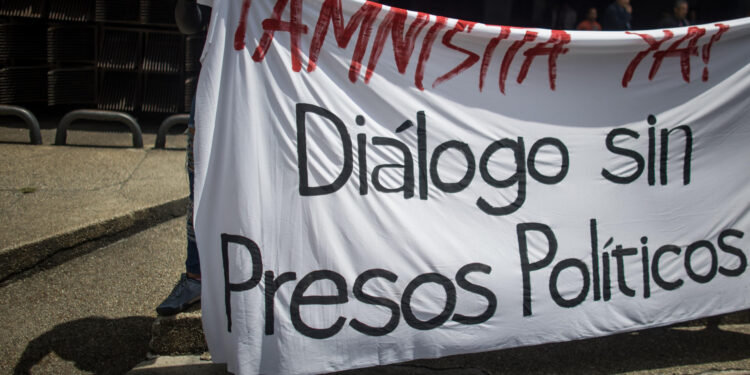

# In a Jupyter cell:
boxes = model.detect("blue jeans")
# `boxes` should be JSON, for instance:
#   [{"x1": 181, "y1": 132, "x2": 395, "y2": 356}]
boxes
[{"x1": 185, "y1": 100, "x2": 200, "y2": 275}]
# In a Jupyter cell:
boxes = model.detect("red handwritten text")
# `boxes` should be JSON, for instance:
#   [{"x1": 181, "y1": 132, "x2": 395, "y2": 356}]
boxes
[
  {"x1": 252, "y1": 0, "x2": 309, "y2": 72},
  {"x1": 499, "y1": 30, "x2": 537, "y2": 94},
  {"x1": 234, "y1": 0, "x2": 253, "y2": 50},
  {"x1": 414, "y1": 16, "x2": 447, "y2": 90},
  {"x1": 701, "y1": 23, "x2": 730, "y2": 81},
  {"x1": 232, "y1": 0, "x2": 729, "y2": 94},
  {"x1": 308, "y1": 0, "x2": 382, "y2": 82},
  {"x1": 433, "y1": 20, "x2": 478, "y2": 88},
  {"x1": 479, "y1": 26, "x2": 511, "y2": 92},
  {"x1": 622, "y1": 24, "x2": 730, "y2": 87},
  {"x1": 365, "y1": 8, "x2": 430, "y2": 83},
  {"x1": 518, "y1": 29, "x2": 570, "y2": 90}
]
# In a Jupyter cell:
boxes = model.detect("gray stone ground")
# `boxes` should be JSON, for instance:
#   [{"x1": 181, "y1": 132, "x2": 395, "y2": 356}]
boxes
[
  {"x1": 4, "y1": 124, "x2": 750, "y2": 374},
  {"x1": 0, "y1": 217, "x2": 185, "y2": 375},
  {"x1": 0, "y1": 124, "x2": 192, "y2": 374},
  {"x1": 0, "y1": 127, "x2": 188, "y2": 282}
]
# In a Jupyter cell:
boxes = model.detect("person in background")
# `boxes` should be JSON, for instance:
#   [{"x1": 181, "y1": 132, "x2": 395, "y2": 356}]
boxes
[
  {"x1": 558, "y1": 2, "x2": 578, "y2": 30},
  {"x1": 688, "y1": 9, "x2": 698, "y2": 25},
  {"x1": 659, "y1": 0, "x2": 691, "y2": 28},
  {"x1": 156, "y1": 0, "x2": 210, "y2": 316},
  {"x1": 577, "y1": 7, "x2": 602, "y2": 30},
  {"x1": 603, "y1": 0, "x2": 632, "y2": 30}
]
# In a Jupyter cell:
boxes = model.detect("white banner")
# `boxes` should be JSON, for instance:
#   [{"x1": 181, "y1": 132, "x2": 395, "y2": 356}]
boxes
[{"x1": 192, "y1": 0, "x2": 750, "y2": 373}]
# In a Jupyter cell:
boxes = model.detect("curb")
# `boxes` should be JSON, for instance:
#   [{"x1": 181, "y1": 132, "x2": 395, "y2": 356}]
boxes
[
  {"x1": 145, "y1": 307, "x2": 750, "y2": 357},
  {"x1": 150, "y1": 307, "x2": 208, "y2": 355},
  {"x1": 128, "y1": 355, "x2": 227, "y2": 375},
  {"x1": 0, "y1": 196, "x2": 188, "y2": 284}
]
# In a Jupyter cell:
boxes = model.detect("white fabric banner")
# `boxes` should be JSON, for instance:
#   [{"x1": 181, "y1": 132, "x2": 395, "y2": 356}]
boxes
[{"x1": 192, "y1": 0, "x2": 750, "y2": 373}]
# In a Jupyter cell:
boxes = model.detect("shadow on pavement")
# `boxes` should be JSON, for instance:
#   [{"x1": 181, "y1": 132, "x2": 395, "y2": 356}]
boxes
[
  {"x1": 129, "y1": 359, "x2": 228, "y2": 375},
  {"x1": 13, "y1": 316, "x2": 154, "y2": 375},
  {"x1": 0, "y1": 140, "x2": 37, "y2": 145},
  {"x1": 12, "y1": 318, "x2": 750, "y2": 374},
  {"x1": 340, "y1": 326, "x2": 750, "y2": 374},
  {"x1": 161, "y1": 146, "x2": 188, "y2": 152},
  {"x1": 56, "y1": 143, "x2": 139, "y2": 150}
]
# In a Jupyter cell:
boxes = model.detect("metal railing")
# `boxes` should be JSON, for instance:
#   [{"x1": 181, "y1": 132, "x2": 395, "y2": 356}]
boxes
[
  {"x1": 0, "y1": 104, "x2": 43, "y2": 145},
  {"x1": 55, "y1": 109, "x2": 143, "y2": 148}
]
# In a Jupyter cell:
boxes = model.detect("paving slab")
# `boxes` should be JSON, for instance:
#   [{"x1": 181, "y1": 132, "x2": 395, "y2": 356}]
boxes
[
  {"x1": 129, "y1": 355, "x2": 228, "y2": 375},
  {"x1": 0, "y1": 127, "x2": 188, "y2": 282},
  {"x1": 0, "y1": 217, "x2": 187, "y2": 375},
  {"x1": 150, "y1": 307, "x2": 207, "y2": 355}
]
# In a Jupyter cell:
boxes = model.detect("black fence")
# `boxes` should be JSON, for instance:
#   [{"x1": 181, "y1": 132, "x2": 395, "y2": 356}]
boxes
[{"x1": 0, "y1": 0, "x2": 204, "y2": 114}]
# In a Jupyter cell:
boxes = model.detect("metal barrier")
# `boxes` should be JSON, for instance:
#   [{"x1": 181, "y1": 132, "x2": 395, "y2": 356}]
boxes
[
  {"x1": 0, "y1": 104, "x2": 42, "y2": 144},
  {"x1": 55, "y1": 109, "x2": 143, "y2": 148},
  {"x1": 155, "y1": 113, "x2": 189, "y2": 149}
]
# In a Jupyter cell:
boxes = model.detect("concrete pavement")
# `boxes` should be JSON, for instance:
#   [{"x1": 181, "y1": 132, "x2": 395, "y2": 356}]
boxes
[
  {"x1": 0, "y1": 126, "x2": 188, "y2": 283},
  {"x1": 5, "y1": 123, "x2": 750, "y2": 374},
  {"x1": 0, "y1": 216, "x2": 186, "y2": 374},
  {"x1": 0, "y1": 122, "x2": 192, "y2": 373}
]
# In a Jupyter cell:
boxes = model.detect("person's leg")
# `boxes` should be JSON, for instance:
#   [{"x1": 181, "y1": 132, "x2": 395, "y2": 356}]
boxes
[
  {"x1": 157, "y1": 100, "x2": 202, "y2": 316},
  {"x1": 184, "y1": 104, "x2": 201, "y2": 279}
]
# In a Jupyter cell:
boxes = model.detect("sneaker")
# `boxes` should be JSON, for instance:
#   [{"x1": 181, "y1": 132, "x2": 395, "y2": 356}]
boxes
[{"x1": 156, "y1": 273, "x2": 201, "y2": 316}]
